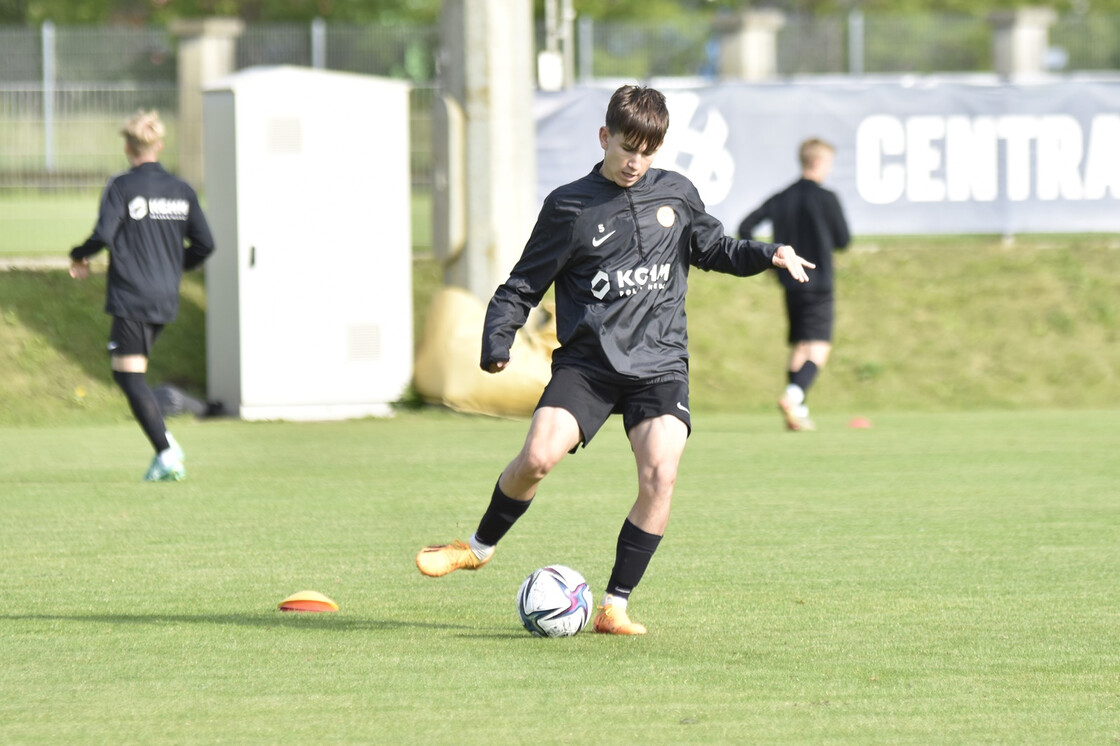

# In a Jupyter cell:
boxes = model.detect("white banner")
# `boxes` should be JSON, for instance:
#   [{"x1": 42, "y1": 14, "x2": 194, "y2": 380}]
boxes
[{"x1": 535, "y1": 78, "x2": 1120, "y2": 236}]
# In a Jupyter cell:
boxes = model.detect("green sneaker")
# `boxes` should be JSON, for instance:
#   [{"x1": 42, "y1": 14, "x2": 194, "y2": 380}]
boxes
[{"x1": 143, "y1": 455, "x2": 186, "y2": 482}]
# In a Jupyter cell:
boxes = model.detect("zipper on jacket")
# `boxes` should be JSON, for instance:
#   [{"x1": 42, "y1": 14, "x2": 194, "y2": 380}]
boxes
[{"x1": 624, "y1": 189, "x2": 646, "y2": 260}]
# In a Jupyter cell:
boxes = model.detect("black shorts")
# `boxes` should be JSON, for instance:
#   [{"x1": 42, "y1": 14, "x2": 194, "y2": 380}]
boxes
[
  {"x1": 108, "y1": 317, "x2": 164, "y2": 357},
  {"x1": 536, "y1": 366, "x2": 692, "y2": 450},
  {"x1": 785, "y1": 290, "x2": 834, "y2": 344}
]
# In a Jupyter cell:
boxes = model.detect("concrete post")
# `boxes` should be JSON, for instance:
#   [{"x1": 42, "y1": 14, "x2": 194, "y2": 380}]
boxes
[
  {"x1": 989, "y1": 7, "x2": 1057, "y2": 78},
  {"x1": 713, "y1": 8, "x2": 786, "y2": 81},
  {"x1": 170, "y1": 17, "x2": 244, "y2": 188},
  {"x1": 539, "y1": 0, "x2": 576, "y2": 91},
  {"x1": 434, "y1": 0, "x2": 537, "y2": 301}
]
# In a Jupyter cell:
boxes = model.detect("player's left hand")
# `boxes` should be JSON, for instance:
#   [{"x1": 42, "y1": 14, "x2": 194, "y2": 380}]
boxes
[
  {"x1": 69, "y1": 258, "x2": 90, "y2": 280},
  {"x1": 771, "y1": 245, "x2": 814, "y2": 283}
]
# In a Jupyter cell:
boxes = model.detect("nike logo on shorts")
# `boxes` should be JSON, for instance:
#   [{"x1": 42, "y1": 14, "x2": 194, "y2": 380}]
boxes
[{"x1": 676, "y1": 402, "x2": 690, "y2": 415}]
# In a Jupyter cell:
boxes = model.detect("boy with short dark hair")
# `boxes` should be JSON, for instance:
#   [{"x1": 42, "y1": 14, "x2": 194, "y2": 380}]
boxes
[{"x1": 417, "y1": 85, "x2": 814, "y2": 634}]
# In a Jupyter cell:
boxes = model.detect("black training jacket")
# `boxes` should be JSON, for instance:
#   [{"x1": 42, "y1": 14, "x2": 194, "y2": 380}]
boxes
[
  {"x1": 738, "y1": 178, "x2": 849, "y2": 294},
  {"x1": 70, "y1": 162, "x2": 215, "y2": 324},
  {"x1": 482, "y1": 163, "x2": 782, "y2": 384}
]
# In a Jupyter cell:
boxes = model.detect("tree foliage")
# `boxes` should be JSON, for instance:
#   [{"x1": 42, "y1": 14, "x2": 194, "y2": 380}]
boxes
[
  {"x1": 705, "y1": 0, "x2": 1112, "y2": 12},
  {"x1": 4, "y1": 0, "x2": 1119, "y2": 26},
  {"x1": 5, "y1": 0, "x2": 443, "y2": 25}
]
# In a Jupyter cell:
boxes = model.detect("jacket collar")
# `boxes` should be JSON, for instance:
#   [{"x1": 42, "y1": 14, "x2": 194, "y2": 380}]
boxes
[
  {"x1": 131, "y1": 161, "x2": 165, "y2": 174},
  {"x1": 591, "y1": 160, "x2": 653, "y2": 192}
]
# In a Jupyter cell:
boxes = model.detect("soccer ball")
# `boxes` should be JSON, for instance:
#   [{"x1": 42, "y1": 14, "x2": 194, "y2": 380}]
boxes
[{"x1": 516, "y1": 565, "x2": 593, "y2": 638}]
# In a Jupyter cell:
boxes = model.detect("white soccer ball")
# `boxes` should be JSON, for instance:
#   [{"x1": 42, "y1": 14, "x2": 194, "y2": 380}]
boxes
[{"x1": 516, "y1": 564, "x2": 593, "y2": 638}]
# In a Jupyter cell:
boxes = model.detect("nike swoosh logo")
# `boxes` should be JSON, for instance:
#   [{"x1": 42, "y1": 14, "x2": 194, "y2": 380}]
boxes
[
  {"x1": 676, "y1": 402, "x2": 690, "y2": 414},
  {"x1": 591, "y1": 230, "x2": 616, "y2": 247}
]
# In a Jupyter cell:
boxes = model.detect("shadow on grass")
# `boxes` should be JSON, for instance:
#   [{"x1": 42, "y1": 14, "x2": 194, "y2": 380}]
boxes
[
  {"x1": 0, "y1": 268, "x2": 208, "y2": 392},
  {"x1": 0, "y1": 612, "x2": 479, "y2": 632}
]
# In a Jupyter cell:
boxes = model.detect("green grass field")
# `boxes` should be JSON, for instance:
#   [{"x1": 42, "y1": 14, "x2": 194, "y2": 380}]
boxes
[
  {"x1": 1, "y1": 410, "x2": 1117, "y2": 743},
  {"x1": 1, "y1": 197, "x2": 1118, "y2": 743},
  {"x1": 0, "y1": 185, "x2": 430, "y2": 256},
  {"x1": 0, "y1": 191, "x2": 100, "y2": 256}
]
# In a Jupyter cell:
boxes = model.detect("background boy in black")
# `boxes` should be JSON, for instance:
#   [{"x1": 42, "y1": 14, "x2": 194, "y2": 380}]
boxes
[
  {"x1": 69, "y1": 109, "x2": 215, "y2": 481},
  {"x1": 738, "y1": 138, "x2": 850, "y2": 431},
  {"x1": 417, "y1": 86, "x2": 815, "y2": 635}
]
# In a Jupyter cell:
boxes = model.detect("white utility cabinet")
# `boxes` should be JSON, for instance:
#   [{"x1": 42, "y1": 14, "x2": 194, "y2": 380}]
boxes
[{"x1": 202, "y1": 66, "x2": 412, "y2": 420}]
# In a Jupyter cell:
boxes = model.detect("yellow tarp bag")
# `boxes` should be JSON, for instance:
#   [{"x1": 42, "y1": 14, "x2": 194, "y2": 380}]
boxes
[{"x1": 413, "y1": 287, "x2": 559, "y2": 418}]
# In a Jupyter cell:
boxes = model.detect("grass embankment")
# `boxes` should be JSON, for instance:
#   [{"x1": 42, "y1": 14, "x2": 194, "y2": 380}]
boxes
[
  {"x1": 1, "y1": 235, "x2": 1117, "y2": 425},
  {"x1": 689, "y1": 234, "x2": 1120, "y2": 412}
]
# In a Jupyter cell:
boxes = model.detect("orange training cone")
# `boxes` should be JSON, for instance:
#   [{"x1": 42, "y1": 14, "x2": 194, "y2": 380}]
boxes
[{"x1": 278, "y1": 590, "x2": 339, "y2": 612}]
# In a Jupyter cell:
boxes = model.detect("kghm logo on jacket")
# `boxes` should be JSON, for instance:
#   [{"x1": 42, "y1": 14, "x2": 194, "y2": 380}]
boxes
[
  {"x1": 148, "y1": 197, "x2": 190, "y2": 221},
  {"x1": 590, "y1": 263, "x2": 671, "y2": 300},
  {"x1": 128, "y1": 196, "x2": 189, "y2": 221}
]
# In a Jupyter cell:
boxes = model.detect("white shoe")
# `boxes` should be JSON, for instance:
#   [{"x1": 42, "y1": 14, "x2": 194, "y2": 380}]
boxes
[{"x1": 165, "y1": 432, "x2": 185, "y2": 461}]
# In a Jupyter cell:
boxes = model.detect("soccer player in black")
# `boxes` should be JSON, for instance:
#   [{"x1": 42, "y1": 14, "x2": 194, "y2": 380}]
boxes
[
  {"x1": 68, "y1": 109, "x2": 215, "y2": 481},
  {"x1": 738, "y1": 138, "x2": 850, "y2": 431},
  {"x1": 416, "y1": 85, "x2": 814, "y2": 634}
]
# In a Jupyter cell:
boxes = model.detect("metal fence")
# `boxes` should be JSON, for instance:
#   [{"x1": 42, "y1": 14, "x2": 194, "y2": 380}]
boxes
[
  {"x1": 0, "y1": 21, "x2": 443, "y2": 253},
  {"x1": 578, "y1": 12, "x2": 1120, "y2": 77},
  {"x1": 2, "y1": 13, "x2": 1120, "y2": 252},
  {"x1": 578, "y1": 20, "x2": 718, "y2": 79},
  {"x1": 0, "y1": 22, "x2": 439, "y2": 189},
  {"x1": 1052, "y1": 13, "x2": 1120, "y2": 70}
]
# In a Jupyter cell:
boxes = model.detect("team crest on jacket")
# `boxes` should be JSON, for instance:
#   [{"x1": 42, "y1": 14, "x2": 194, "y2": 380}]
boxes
[{"x1": 657, "y1": 205, "x2": 675, "y2": 227}]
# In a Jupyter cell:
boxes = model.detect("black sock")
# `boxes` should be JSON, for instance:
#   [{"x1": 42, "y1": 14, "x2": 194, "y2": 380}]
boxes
[
  {"x1": 474, "y1": 480, "x2": 532, "y2": 546},
  {"x1": 113, "y1": 370, "x2": 170, "y2": 454},
  {"x1": 605, "y1": 519, "x2": 663, "y2": 600},
  {"x1": 789, "y1": 360, "x2": 819, "y2": 397}
]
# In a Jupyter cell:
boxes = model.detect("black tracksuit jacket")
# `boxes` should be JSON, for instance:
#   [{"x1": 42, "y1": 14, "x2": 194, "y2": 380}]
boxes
[
  {"x1": 70, "y1": 162, "x2": 215, "y2": 324},
  {"x1": 482, "y1": 163, "x2": 783, "y2": 384},
  {"x1": 738, "y1": 178, "x2": 849, "y2": 295}
]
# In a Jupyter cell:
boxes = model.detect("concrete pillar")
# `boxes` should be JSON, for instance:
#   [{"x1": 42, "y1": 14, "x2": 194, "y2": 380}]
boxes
[
  {"x1": 989, "y1": 7, "x2": 1057, "y2": 78},
  {"x1": 433, "y1": 0, "x2": 537, "y2": 301},
  {"x1": 539, "y1": 0, "x2": 575, "y2": 91},
  {"x1": 170, "y1": 17, "x2": 244, "y2": 188},
  {"x1": 714, "y1": 8, "x2": 786, "y2": 81}
]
